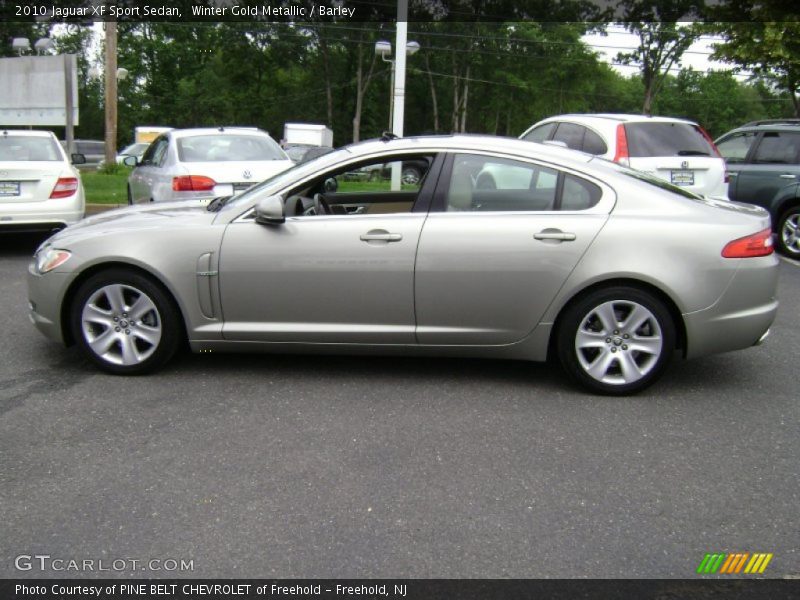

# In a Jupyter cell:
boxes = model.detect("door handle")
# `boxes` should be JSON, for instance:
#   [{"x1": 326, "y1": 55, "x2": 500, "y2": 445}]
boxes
[
  {"x1": 360, "y1": 230, "x2": 403, "y2": 243},
  {"x1": 780, "y1": 174, "x2": 797, "y2": 179},
  {"x1": 534, "y1": 230, "x2": 576, "y2": 242}
]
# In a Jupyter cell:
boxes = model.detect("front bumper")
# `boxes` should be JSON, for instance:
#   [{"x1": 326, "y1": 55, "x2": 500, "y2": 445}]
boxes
[{"x1": 27, "y1": 262, "x2": 72, "y2": 345}]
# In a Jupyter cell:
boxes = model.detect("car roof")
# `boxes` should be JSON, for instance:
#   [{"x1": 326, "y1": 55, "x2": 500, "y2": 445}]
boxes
[
  {"x1": 1, "y1": 129, "x2": 57, "y2": 138},
  {"x1": 729, "y1": 119, "x2": 800, "y2": 133},
  {"x1": 170, "y1": 127, "x2": 271, "y2": 139},
  {"x1": 335, "y1": 134, "x2": 597, "y2": 174},
  {"x1": 537, "y1": 113, "x2": 697, "y2": 125}
]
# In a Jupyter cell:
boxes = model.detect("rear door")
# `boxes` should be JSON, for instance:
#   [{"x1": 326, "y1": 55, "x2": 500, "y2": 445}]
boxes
[
  {"x1": 414, "y1": 152, "x2": 611, "y2": 345},
  {"x1": 625, "y1": 121, "x2": 727, "y2": 197},
  {"x1": 729, "y1": 131, "x2": 800, "y2": 210}
]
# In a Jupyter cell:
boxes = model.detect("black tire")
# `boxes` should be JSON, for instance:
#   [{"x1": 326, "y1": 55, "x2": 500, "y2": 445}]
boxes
[
  {"x1": 126, "y1": 185, "x2": 133, "y2": 205},
  {"x1": 70, "y1": 268, "x2": 183, "y2": 375},
  {"x1": 556, "y1": 286, "x2": 676, "y2": 395},
  {"x1": 776, "y1": 206, "x2": 800, "y2": 257}
]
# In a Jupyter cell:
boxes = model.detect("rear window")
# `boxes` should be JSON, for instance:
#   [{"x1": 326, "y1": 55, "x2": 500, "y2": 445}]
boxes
[
  {"x1": 177, "y1": 134, "x2": 286, "y2": 162},
  {"x1": 625, "y1": 122, "x2": 715, "y2": 158},
  {"x1": 0, "y1": 136, "x2": 63, "y2": 161}
]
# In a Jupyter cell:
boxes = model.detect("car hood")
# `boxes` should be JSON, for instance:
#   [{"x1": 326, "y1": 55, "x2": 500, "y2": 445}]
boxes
[{"x1": 46, "y1": 201, "x2": 217, "y2": 246}]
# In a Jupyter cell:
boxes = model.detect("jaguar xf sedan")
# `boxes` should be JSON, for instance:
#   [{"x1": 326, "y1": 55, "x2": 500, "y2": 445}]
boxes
[{"x1": 28, "y1": 135, "x2": 778, "y2": 394}]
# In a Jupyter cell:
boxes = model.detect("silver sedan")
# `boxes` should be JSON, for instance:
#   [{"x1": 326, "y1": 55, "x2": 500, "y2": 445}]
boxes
[{"x1": 28, "y1": 136, "x2": 778, "y2": 394}]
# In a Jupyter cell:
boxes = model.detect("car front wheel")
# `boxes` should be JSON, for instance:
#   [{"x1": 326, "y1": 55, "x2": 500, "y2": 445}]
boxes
[
  {"x1": 777, "y1": 207, "x2": 800, "y2": 257},
  {"x1": 557, "y1": 286, "x2": 676, "y2": 395},
  {"x1": 71, "y1": 269, "x2": 182, "y2": 374}
]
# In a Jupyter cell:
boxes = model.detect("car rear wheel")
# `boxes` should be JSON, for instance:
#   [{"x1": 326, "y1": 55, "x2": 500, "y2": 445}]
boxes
[
  {"x1": 71, "y1": 269, "x2": 182, "y2": 374},
  {"x1": 777, "y1": 207, "x2": 800, "y2": 257},
  {"x1": 557, "y1": 286, "x2": 675, "y2": 395}
]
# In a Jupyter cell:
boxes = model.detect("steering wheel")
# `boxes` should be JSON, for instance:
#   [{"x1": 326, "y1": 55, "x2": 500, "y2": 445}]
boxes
[{"x1": 302, "y1": 193, "x2": 331, "y2": 216}]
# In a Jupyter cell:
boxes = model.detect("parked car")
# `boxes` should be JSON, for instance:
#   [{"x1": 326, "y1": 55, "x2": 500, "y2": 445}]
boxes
[
  {"x1": 61, "y1": 139, "x2": 104, "y2": 168},
  {"x1": 715, "y1": 119, "x2": 800, "y2": 257},
  {"x1": 0, "y1": 129, "x2": 86, "y2": 232},
  {"x1": 126, "y1": 127, "x2": 293, "y2": 204},
  {"x1": 28, "y1": 135, "x2": 777, "y2": 395},
  {"x1": 520, "y1": 114, "x2": 729, "y2": 198}
]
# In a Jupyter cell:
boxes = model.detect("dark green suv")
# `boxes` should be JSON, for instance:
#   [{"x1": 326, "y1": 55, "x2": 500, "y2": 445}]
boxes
[{"x1": 716, "y1": 120, "x2": 800, "y2": 256}]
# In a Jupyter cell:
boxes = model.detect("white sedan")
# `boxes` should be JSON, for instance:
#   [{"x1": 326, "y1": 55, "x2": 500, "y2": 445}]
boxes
[
  {"x1": 126, "y1": 127, "x2": 294, "y2": 204},
  {"x1": 0, "y1": 130, "x2": 85, "y2": 232}
]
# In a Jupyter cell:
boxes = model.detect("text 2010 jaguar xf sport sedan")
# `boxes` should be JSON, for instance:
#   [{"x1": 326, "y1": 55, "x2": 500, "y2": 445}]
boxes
[{"x1": 28, "y1": 135, "x2": 778, "y2": 394}]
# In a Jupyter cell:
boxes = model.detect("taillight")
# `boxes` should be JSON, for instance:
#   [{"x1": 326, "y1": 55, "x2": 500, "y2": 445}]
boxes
[
  {"x1": 613, "y1": 124, "x2": 629, "y2": 165},
  {"x1": 172, "y1": 175, "x2": 216, "y2": 192},
  {"x1": 49, "y1": 177, "x2": 79, "y2": 199},
  {"x1": 721, "y1": 228, "x2": 773, "y2": 258},
  {"x1": 697, "y1": 125, "x2": 722, "y2": 158}
]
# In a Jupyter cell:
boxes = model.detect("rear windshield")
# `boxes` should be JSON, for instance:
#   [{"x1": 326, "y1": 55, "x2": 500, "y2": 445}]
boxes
[
  {"x1": 177, "y1": 134, "x2": 286, "y2": 162},
  {"x1": 625, "y1": 122, "x2": 715, "y2": 158},
  {"x1": 0, "y1": 136, "x2": 63, "y2": 161}
]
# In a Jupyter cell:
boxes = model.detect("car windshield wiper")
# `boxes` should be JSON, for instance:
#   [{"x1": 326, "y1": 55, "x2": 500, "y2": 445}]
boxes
[
  {"x1": 207, "y1": 195, "x2": 233, "y2": 212},
  {"x1": 677, "y1": 150, "x2": 710, "y2": 156}
]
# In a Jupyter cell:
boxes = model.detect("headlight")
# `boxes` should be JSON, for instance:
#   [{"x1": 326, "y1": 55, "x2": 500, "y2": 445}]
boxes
[{"x1": 35, "y1": 248, "x2": 72, "y2": 274}]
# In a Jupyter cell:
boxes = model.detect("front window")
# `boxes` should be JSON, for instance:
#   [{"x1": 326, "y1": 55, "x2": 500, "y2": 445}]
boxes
[
  {"x1": 716, "y1": 131, "x2": 758, "y2": 163},
  {"x1": 0, "y1": 136, "x2": 62, "y2": 161},
  {"x1": 178, "y1": 134, "x2": 286, "y2": 162},
  {"x1": 283, "y1": 153, "x2": 434, "y2": 216}
]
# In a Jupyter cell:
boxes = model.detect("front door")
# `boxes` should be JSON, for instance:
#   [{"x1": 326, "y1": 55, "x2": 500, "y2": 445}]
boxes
[{"x1": 217, "y1": 153, "x2": 439, "y2": 344}]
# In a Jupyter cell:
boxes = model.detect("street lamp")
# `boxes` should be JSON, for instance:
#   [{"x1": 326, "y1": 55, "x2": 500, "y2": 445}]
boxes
[{"x1": 375, "y1": 39, "x2": 420, "y2": 130}]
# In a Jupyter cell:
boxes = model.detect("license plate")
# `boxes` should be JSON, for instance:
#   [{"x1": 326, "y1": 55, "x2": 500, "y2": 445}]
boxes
[
  {"x1": 0, "y1": 181, "x2": 20, "y2": 196},
  {"x1": 670, "y1": 170, "x2": 694, "y2": 186}
]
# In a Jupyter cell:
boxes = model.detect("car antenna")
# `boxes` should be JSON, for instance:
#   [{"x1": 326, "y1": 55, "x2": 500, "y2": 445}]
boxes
[{"x1": 380, "y1": 131, "x2": 399, "y2": 142}]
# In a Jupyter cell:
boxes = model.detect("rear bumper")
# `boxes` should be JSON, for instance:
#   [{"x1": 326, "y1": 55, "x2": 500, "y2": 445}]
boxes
[
  {"x1": 0, "y1": 207, "x2": 84, "y2": 229},
  {"x1": 684, "y1": 255, "x2": 779, "y2": 359}
]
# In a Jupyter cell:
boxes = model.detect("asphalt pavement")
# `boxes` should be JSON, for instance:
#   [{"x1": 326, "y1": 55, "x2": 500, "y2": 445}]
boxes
[{"x1": 1, "y1": 232, "x2": 797, "y2": 579}]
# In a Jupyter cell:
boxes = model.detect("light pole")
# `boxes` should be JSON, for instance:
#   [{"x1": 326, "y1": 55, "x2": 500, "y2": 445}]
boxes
[{"x1": 375, "y1": 39, "x2": 420, "y2": 131}]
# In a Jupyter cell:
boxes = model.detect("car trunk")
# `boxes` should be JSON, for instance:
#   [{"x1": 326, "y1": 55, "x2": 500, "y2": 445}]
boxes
[
  {"x1": 176, "y1": 160, "x2": 294, "y2": 197},
  {"x1": 0, "y1": 163, "x2": 63, "y2": 204}
]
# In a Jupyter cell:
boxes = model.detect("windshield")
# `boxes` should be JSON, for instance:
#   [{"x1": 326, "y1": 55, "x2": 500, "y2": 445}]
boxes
[
  {"x1": 0, "y1": 136, "x2": 63, "y2": 161},
  {"x1": 178, "y1": 134, "x2": 287, "y2": 162},
  {"x1": 625, "y1": 122, "x2": 715, "y2": 157},
  {"x1": 121, "y1": 143, "x2": 149, "y2": 156},
  {"x1": 217, "y1": 146, "x2": 353, "y2": 212}
]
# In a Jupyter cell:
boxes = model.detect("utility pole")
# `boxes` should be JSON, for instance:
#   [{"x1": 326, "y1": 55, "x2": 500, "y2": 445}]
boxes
[
  {"x1": 390, "y1": 0, "x2": 408, "y2": 191},
  {"x1": 104, "y1": 21, "x2": 117, "y2": 166}
]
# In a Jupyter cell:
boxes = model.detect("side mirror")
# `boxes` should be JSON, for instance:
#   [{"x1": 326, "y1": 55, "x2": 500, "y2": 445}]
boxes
[
  {"x1": 123, "y1": 155, "x2": 139, "y2": 167},
  {"x1": 323, "y1": 177, "x2": 338, "y2": 193},
  {"x1": 71, "y1": 153, "x2": 86, "y2": 165},
  {"x1": 255, "y1": 195, "x2": 285, "y2": 225}
]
